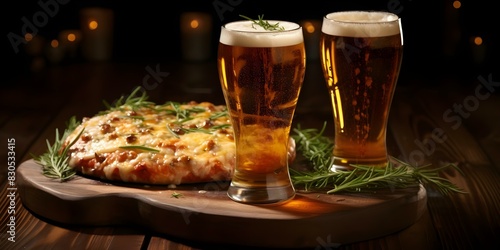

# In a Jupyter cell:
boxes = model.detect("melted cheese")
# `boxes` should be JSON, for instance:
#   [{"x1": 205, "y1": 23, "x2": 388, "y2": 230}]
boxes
[{"x1": 65, "y1": 102, "x2": 236, "y2": 185}]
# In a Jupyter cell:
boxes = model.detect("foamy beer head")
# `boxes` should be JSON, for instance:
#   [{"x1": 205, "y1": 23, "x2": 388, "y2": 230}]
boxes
[
  {"x1": 322, "y1": 11, "x2": 402, "y2": 40},
  {"x1": 219, "y1": 20, "x2": 303, "y2": 47}
]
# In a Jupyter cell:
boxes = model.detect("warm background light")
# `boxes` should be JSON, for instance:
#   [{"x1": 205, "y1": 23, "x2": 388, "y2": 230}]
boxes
[
  {"x1": 304, "y1": 21, "x2": 316, "y2": 34},
  {"x1": 89, "y1": 20, "x2": 98, "y2": 30},
  {"x1": 300, "y1": 20, "x2": 321, "y2": 60},
  {"x1": 453, "y1": 0, "x2": 461, "y2": 9},
  {"x1": 473, "y1": 36, "x2": 483, "y2": 45},
  {"x1": 190, "y1": 19, "x2": 199, "y2": 29},
  {"x1": 67, "y1": 33, "x2": 76, "y2": 42},
  {"x1": 24, "y1": 33, "x2": 33, "y2": 42},
  {"x1": 180, "y1": 12, "x2": 212, "y2": 62},
  {"x1": 50, "y1": 39, "x2": 59, "y2": 48},
  {"x1": 80, "y1": 7, "x2": 114, "y2": 61}
]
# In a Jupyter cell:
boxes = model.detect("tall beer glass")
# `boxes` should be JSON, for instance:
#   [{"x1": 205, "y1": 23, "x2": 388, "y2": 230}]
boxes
[
  {"x1": 320, "y1": 11, "x2": 403, "y2": 170},
  {"x1": 218, "y1": 20, "x2": 306, "y2": 204}
]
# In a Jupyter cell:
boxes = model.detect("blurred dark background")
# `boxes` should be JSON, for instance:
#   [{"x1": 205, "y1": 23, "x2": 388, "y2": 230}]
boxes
[{"x1": 2, "y1": 0, "x2": 498, "y2": 89}]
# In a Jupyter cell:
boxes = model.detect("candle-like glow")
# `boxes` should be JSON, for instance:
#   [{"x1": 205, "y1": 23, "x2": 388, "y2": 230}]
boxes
[
  {"x1": 58, "y1": 29, "x2": 82, "y2": 60},
  {"x1": 46, "y1": 38, "x2": 64, "y2": 64},
  {"x1": 25, "y1": 33, "x2": 33, "y2": 42},
  {"x1": 190, "y1": 19, "x2": 200, "y2": 29},
  {"x1": 474, "y1": 36, "x2": 483, "y2": 45},
  {"x1": 58, "y1": 30, "x2": 82, "y2": 45},
  {"x1": 89, "y1": 20, "x2": 98, "y2": 30},
  {"x1": 50, "y1": 39, "x2": 59, "y2": 48},
  {"x1": 300, "y1": 20, "x2": 321, "y2": 60},
  {"x1": 67, "y1": 33, "x2": 76, "y2": 42},
  {"x1": 470, "y1": 35, "x2": 485, "y2": 65},
  {"x1": 24, "y1": 33, "x2": 45, "y2": 56},
  {"x1": 304, "y1": 21, "x2": 316, "y2": 34},
  {"x1": 453, "y1": 0, "x2": 461, "y2": 9},
  {"x1": 80, "y1": 7, "x2": 114, "y2": 61},
  {"x1": 180, "y1": 12, "x2": 212, "y2": 61}
]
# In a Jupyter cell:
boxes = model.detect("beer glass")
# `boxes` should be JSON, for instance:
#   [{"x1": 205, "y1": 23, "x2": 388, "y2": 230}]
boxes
[
  {"x1": 320, "y1": 11, "x2": 403, "y2": 170},
  {"x1": 217, "y1": 20, "x2": 306, "y2": 204}
]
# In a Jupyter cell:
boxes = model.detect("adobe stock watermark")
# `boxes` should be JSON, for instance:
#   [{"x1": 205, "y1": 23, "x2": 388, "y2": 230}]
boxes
[
  {"x1": 119, "y1": 63, "x2": 169, "y2": 117},
  {"x1": 177, "y1": 180, "x2": 230, "y2": 225},
  {"x1": 128, "y1": 63, "x2": 170, "y2": 97},
  {"x1": 6, "y1": 138, "x2": 17, "y2": 243},
  {"x1": 315, "y1": 234, "x2": 342, "y2": 250},
  {"x1": 407, "y1": 74, "x2": 499, "y2": 166},
  {"x1": 212, "y1": 0, "x2": 244, "y2": 21},
  {"x1": 7, "y1": 0, "x2": 71, "y2": 54},
  {"x1": 387, "y1": 0, "x2": 406, "y2": 15}
]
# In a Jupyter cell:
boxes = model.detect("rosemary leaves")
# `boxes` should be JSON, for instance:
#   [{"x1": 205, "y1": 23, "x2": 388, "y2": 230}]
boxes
[{"x1": 290, "y1": 123, "x2": 466, "y2": 195}]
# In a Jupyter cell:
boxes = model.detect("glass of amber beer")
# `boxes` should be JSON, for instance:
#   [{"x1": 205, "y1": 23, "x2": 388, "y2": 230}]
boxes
[
  {"x1": 217, "y1": 19, "x2": 306, "y2": 204},
  {"x1": 320, "y1": 11, "x2": 403, "y2": 170}
]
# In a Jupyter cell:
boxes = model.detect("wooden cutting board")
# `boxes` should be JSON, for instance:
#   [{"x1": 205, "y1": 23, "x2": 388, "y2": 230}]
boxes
[{"x1": 17, "y1": 159, "x2": 427, "y2": 249}]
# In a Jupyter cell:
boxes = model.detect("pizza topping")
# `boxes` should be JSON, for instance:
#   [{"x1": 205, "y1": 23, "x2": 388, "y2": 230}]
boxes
[
  {"x1": 126, "y1": 134, "x2": 137, "y2": 143},
  {"x1": 81, "y1": 133, "x2": 92, "y2": 142},
  {"x1": 94, "y1": 153, "x2": 106, "y2": 163},
  {"x1": 100, "y1": 123, "x2": 113, "y2": 134}
]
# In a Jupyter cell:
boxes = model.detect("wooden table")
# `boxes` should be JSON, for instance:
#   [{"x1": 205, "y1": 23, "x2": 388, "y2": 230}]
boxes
[{"x1": 1, "y1": 61, "x2": 499, "y2": 249}]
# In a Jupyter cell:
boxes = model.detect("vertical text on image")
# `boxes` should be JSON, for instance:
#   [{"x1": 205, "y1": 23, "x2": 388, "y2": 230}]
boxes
[{"x1": 7, "y1": 138, "x2": 17, "y2": 243}]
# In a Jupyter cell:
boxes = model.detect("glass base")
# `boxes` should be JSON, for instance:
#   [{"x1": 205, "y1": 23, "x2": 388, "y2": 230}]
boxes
[
  {"x1": 227, "y1": 184, "x2": 295, "y2": 205},
  {"x1": 330, "y1": 156, "x2": 389, "y2": 171}
]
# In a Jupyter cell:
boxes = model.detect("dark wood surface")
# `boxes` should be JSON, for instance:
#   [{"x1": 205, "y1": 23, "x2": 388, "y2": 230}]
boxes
[
  {"x1": 16, "y1": 159, "x2": 427, "y2": 249},
  {"x1": 1, "y1": 60, "x2": 499, "y2": 250}
]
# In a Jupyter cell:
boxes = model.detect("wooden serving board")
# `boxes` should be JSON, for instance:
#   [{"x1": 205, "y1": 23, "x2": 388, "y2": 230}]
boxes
[{"x1": 17, "y1": 159, "x2": 427, "y2": 249}]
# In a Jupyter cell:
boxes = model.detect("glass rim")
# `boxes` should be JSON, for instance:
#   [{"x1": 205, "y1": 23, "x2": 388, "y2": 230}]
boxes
[{"x1": 324, "y1": 11, "x2": 400, "y2": 25}]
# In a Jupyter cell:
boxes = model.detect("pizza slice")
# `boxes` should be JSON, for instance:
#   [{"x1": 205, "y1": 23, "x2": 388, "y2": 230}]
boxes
[{"x1": 63, "y1": 100, "x2": 237, "y2": 185}]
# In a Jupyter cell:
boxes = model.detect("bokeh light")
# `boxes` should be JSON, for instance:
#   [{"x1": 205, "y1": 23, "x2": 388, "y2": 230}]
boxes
[
  {"x1": 24, "y1": 33, "x2": 33, "y2": 42},
  {"x1": 473, "y1": 36, "x2": 483, "y2": 45},
  {"x1": 89, "y1": 20, "x2": 98, "y2": 30},
  {"x1": 304, "y1": 21, "x2": 315, "y2": 34},
  {"x1": 190, "y1": 19, "x2": 199, "y2": 29},
  {"x1": 50, "y1": 39, "x2": 59, "y2": 48},
  {"x1": 67, "y1": 33, "x2": 76, "y2": 42}
]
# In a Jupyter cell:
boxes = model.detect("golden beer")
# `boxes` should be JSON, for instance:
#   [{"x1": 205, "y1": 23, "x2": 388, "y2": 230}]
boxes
[
  {"x1": 320, "y1": 11, "x2": 403, "y2": 169},
  {"x1": 218, "y1": 20, "x2": 306, "y2": 204}
]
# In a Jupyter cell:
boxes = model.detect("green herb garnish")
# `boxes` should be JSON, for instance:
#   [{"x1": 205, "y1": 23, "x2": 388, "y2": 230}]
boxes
[
  {"x1": 239, "y1": 14, "x2": 285, "y2": 31},
  {"x1": 101, "y1": 87, "x2": 155, "y2": 114},
  {"x1": 163, "y1": 102, "x2": 230, "y2": 137},
  {"x1": 171, "y1": 191, "x2": 183, "y2": 198},
  {"x1": 119, "y1": 145, "x2": 160, "y2": 152},
  {"x1": 33, "y1": 116, "x2": 82, "y2": 181},
  {"x1": 163, "y1": 101, "x2": 206, "y2": 122},
  {"x1": 290, "y1": 123, "x2": 466, "y2": 195}
]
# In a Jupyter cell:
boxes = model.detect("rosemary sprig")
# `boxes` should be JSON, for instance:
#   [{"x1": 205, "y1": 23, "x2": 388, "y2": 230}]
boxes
[
  {"x1": 119, "y1": 145, "x2": 160, "y2": 152},
  {"x1": 100, "y1": 86, "x2": 155, "y2": 114},
  {"x1": 163, "y1": 101, "x2": 206, "y2": 122},
  {"x1": 171, "y1": 191, "x2": 183, "y2": 198},
  {"x1": 209, "y1": 109, "x2": 229, "y2": 120},
  {"x1": 33, "y1": 116, "x2": 82, "y2": 181},
  {"x1": 239, "y1": 14, "x2": 285, "y2": 31},
  {"x1": 164, "y1": 103, "x2": 230, "y2": 138},
  {"x1": 291, "y1": 123, "x2": 466, "y2": 195},
  {"x1": 292, "y1": 122, "x2": 334, "y2": 172}
]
